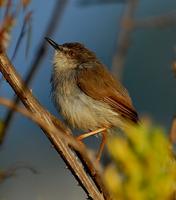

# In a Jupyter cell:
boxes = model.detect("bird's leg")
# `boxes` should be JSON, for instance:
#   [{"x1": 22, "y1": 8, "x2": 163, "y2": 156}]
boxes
[
  {"x1": 76, "y1": 127, "x2": 108, "y2": 161},
  {"x1": 96, "y1": 130, "x2": 107, "y2": 162},
  {"x1": 76, "y1": 127, "x2": 107, "y2": 141}
]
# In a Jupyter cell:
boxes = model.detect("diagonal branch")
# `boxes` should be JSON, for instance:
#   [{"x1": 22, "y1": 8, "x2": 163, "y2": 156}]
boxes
[
  {"x1": 169, "y1": 61, "x2": 176, "y2": 144},
  {"x1": 0, "y1": 51, "x2": 112, "y2": 200},
  {"x1": 135, "y1": 11, "x2": 176, "y2": 29},
  {"x1": 111, "y1": 0, "x2": 138, "y2": 79},
  {"x1": 111, "y1": 5, "x2": 176, "y2": 80},
  {"x1": 0, "y1": 162, "x2": 38, "y2": 183},
  {"x1": 1, "y1": 0, "x2": 68, "y2": 144},
  {"x1": 169, "y1": 116, "x2": 176, "y2": 144}
]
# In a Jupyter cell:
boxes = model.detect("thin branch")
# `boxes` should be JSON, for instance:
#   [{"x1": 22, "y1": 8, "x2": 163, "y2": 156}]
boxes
[
  {"x1": 169, "y1": 50, "x2": 176, "y2": 144},
  {"x1": 173, "y1": 61, "x2": 176, "y2": 77},
  {"x1": 169, "y1": 116, "x2": 176, "y2": 144},
  {"x1": 0, "y1": 51, "x2": 112, "y2": 200},
  {"x1": 111, "y1": 0, "x2": 138, "y2": 79},
  {"x1": 11, "y1": 11, "x2": 33, "y2": 60},
  {"x1": 1, "y1": 0, "x2": 68, "y2": 143},
  {"x1": 111, "y1": 6, "x2": 176, "y2": 80},
  {"x1": 170, "y1": 58, "x2": 176, "y2": 144},
  {"x1": 135, "y1": 11, "x2": 176, "y2": 29},
  {"x1": 0, "y1": 162, "x2": 38, "y2": 183},
  {"x1": 0, "y1": 97, "x2": 58, "y2": 128}
]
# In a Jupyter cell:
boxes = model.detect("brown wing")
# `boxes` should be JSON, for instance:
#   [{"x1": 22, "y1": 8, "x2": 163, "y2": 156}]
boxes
[{"x1": 76, "y1": 62, "x2": 138, "y2": 123}]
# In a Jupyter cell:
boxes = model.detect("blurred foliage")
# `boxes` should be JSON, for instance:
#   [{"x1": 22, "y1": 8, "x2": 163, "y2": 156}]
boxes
[
  {"x1": 0, "y1": 0, "x2": 32, "y2": 53},
  {"x1": 21, "y1": 0, "x2": 31, "y2": 9},
  {"x1": 0, "y1": 2, "x2": 16, "y2": 51},
  {"x1": 104, "y1": 123, "x2": 176, "y2": 200},
  {"x1": 0, "y1": 0, "x2": 6, "y2": 7},
  {"x1": 0, "y1": 0, "x2": 32, "y2": 143}
]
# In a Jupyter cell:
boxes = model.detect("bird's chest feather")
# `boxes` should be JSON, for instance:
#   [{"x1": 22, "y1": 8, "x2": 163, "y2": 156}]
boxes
[
  {"x1": 51, "y1": 70, "x2": 97, "y2": 129},
  {"x1": 51, "y1": 69, "x2": 120, "y2": 130}
]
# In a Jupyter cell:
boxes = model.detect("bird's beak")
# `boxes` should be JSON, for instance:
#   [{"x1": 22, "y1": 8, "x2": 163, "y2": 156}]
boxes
[{"x1": 45, "y1": 37, "x2": 62, "y2": 50}]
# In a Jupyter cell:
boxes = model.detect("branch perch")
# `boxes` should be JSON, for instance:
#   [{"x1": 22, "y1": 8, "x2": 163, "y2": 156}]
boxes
[
  {"x1": 0, "y1": 51, "x2": 112, "y2": 200},
  {"x1": 1, "y1": 0, "x2": 68, "y2": 143}
]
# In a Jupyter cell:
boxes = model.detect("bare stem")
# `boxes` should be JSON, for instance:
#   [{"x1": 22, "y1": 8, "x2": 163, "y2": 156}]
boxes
[
  {"x1": 169, "y1": 116, "x2": 176, "y2": 144},
  {"x1": 0, "y1": 51, "x2": 112, "y2": 200},
  {"x1": 111, "y1": 0, "x2": 138, "y2": 79},
  {"x1": 0, "y1": 162, "x2": 38, "y2": 183},
  {"x1": 1, "y1": 0, "x2": 68, "y2": 144},
  {"x1": 135, "y1": 11, "x2": 176, "y2": 28}
]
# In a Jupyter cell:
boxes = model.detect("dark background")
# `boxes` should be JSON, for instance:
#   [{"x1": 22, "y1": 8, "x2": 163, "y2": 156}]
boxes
[{"x1": 1, "y1": 0, "x2": 176, "y2": 199}]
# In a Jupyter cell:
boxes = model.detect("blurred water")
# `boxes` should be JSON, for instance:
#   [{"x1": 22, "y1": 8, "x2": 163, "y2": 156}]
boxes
[{"x1": 1, "y1": 0, "x2": 176, "y2": 199}]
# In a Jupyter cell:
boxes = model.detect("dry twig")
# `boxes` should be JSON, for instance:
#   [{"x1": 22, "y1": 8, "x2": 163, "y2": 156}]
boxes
[
  {"x1": 111, "y1": 0, "x2": 138, "y2": 79},
  {"x1": 169, "y1": 50, "x2": 176, "y2": 144},
  {"x1": 169, "y1": 116, "x2": 176, "y2": 144},
  {"x1": 111, "y1": 3, "x2": 176, "y2": 80},
  {"x1": 0, "y1": 162, "x2": 38, "y2": 183},
  {"x1": 170, "y1": 60, "x2": 176, "y2": 144},
  {"x1": 135, "y1": 11, "x2": 176, "y2": 29},
  {"x1": 1, "y1": 0, "x2": 68, "y2": 143},
  {"x1": 0, "y1": 51, "x2": 112, "y2": 200}
]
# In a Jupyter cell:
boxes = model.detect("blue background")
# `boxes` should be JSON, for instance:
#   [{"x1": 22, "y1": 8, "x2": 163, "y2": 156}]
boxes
[{"x1": 1, "y1": 0, "x2": 176, "y2": 199}]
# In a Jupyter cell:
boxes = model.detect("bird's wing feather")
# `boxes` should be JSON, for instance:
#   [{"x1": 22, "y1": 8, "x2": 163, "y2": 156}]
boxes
[{"x1": 76, "y1": 62, "x2": 138, "y2": 123}]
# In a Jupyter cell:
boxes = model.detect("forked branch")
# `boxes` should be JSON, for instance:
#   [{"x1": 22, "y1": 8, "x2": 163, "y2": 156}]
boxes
[
  {"x1": 1, "y1": 0, "x2": 68, "y2": 144},
  {"x1": 0, "y1": 51, "x2": 112, "y2": 200}
]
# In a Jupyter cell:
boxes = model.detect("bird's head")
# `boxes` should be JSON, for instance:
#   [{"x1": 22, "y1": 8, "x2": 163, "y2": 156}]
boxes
[{"x1": 45, "y1": 37, "x2": 97, "y2": 71}]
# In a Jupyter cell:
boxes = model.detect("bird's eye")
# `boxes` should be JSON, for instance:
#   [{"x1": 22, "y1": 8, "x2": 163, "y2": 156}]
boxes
[{"x1": 68, "y1": 51, "x2": 75, "y2": 56}]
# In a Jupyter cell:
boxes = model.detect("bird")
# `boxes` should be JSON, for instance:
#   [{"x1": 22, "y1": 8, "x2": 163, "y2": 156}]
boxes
[{"x1": 45, "y1": 37, "x2": 138, "y2": 161}]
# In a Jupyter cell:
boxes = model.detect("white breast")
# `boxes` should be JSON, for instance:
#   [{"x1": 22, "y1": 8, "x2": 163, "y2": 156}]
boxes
[{"x1": 51, "y1": 68, "x2": 122, "y2": 131}]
